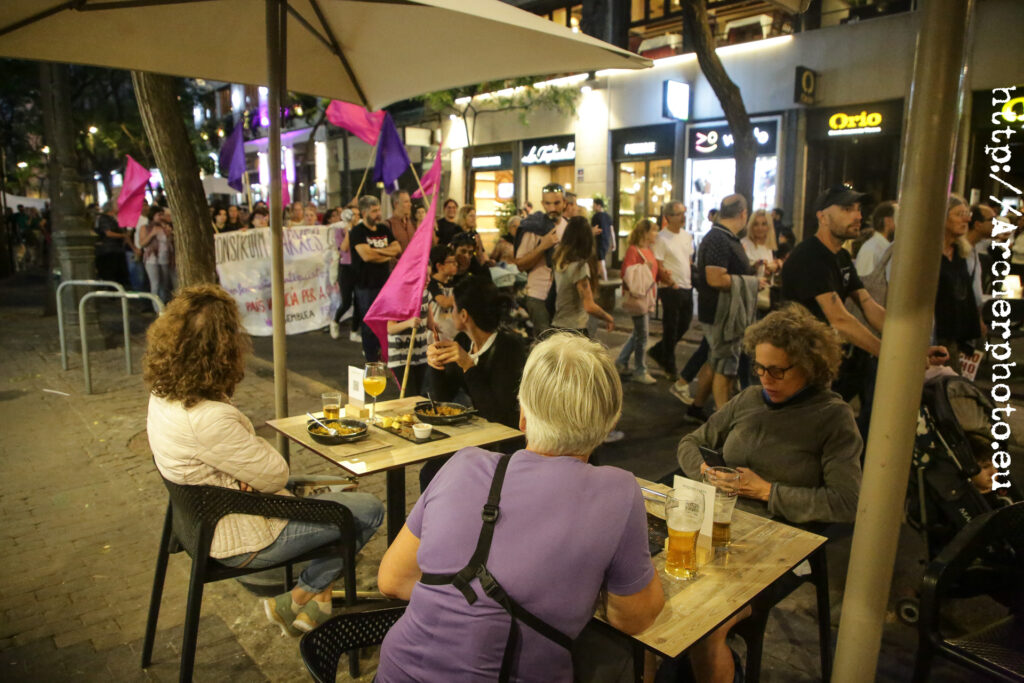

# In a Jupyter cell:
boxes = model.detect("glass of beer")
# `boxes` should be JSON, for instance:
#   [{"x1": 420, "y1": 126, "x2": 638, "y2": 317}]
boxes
[
  {"x1": 664, "y1": 488, "x2": 705, "y2": 580},
  {"x1": 363, "y1": 362, "x2": 387, "y2": 421},
  {"x1": 703, "y1": 466, "x2": 741, "y2": 549},
  {"x1": 321, "y1": 391, "x2": 341, "y2": 420}
]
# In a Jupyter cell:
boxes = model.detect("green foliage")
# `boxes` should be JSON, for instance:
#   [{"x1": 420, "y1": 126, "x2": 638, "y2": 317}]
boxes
[
  {"x1": 419, "y1": 76, "x2": 582, "y2": 127},
  {"x1": 495, "y1": 200, "x2": 518, "y2": 234}
]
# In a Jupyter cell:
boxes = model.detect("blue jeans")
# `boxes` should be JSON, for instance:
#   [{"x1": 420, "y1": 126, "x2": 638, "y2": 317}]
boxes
[
  {"x1": 617, "y1": 314, "x2": 650, "y2": 376},
  {"x1": 218, "y1": 490, "x2": 384, "y2": 593},
  {"x1": 355, "y1": 287, "x2": 383, "y2": 361}
]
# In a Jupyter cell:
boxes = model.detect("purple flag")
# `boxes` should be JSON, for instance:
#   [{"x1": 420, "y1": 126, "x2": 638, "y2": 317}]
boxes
[
  {"x1": 363, "y1": 191, "x2": 438, "y2": 363},
  {"x1": 218, "y1": 124, "x2": 246, "y2": 192},
  {"x1": 372, "y1": 113, "x2": 411, "y2": 194},
  {"x1": 116, "y1": 155, "x2": 151, "y2": 228}
]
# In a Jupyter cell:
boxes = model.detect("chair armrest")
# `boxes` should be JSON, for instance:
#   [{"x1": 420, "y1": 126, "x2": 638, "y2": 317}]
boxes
[{"x1": 195, "y1": 485, "x2": 355, "y2": 536}]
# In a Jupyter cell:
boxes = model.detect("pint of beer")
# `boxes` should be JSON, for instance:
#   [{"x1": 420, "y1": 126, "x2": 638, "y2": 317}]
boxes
[
  {"x1": 322, "y1": 391, "x2": 342, "y2": 420},
  {"x1": 703, "y1": 466, "x2": 740, "y2": 548},
  {"x1": 664, "y1": 490, "x2": 704, "y2": 580}
]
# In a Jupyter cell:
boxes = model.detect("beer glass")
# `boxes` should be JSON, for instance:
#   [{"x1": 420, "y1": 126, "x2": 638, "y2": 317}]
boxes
[
  {"x1": 664, "y1": 488, "x2": 704, "y2": 580},
  {"x1": 703, "y1": 466, "x2": 740, "y2": 548},
  {"x1": 321, "y1": 391, "x2": 341, "y2": 420},
  {"x1": 363, "y1": 362, "x2": 386, "y2": 421}
]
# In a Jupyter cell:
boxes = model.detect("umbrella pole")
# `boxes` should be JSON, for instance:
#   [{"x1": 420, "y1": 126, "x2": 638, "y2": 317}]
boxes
[
  {"x1": 267, "y1": 0, "x2": 289, "y2": 460},
  {"x1": 832, "y1": 0, "x2": 973, "y2": 680}
]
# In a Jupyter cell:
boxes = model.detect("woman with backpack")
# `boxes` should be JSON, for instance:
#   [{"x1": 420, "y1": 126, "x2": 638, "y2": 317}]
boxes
[{"x1": 616, "y1": 219, "x2": 659, "y2": 384}]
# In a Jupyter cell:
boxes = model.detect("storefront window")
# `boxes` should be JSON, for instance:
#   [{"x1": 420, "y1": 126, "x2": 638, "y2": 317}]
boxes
[
  {"x1": 686, "y1": 157, "x2": 777, "y2": 240},
  {"x1": 473, "y1": 169, "x2": 515, "y2": 246},
  {"x1": 631, "y1": 0, "x2": 644, "y2": 22},
  {"x1": 616, "y1": 158, "x2": 673, "y2": 260}
]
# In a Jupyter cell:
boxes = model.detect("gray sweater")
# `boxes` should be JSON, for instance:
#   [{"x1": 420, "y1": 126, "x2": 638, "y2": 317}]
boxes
[{"x1": 677, "y1": 386, "x2": 862, "y2": 524}]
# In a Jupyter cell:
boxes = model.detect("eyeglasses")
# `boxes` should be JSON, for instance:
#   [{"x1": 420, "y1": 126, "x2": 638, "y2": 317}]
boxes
[{"x1": 751, "y1": 362, "x2": 795, "y2": 380}]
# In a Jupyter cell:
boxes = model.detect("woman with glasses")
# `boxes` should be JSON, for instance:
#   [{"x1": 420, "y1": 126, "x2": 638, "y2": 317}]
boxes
[
  {"x1": 673, "y1": 304, "x2": 861, "y2": 683},
  {"x1": 933, "y1": 195, "x2": 982, "y2": 373}
]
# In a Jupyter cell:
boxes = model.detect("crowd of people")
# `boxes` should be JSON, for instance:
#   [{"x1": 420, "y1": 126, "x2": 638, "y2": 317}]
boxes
[{"x1": 126, "y1": 177, "x2": 1022, "y2": 682}]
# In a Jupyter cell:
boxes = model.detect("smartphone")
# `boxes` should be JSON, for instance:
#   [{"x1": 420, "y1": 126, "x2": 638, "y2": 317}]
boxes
[{"x1": 699, "y1": 446, "x2": 727, "y2": 469}]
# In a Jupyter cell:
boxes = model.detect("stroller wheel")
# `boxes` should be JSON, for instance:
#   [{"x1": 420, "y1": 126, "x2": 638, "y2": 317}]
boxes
[{"x1": 896, "y1": 597, "x2": 920, "y2": 625}]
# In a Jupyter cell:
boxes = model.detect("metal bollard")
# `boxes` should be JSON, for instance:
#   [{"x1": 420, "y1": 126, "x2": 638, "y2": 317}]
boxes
[
  {"x1": 56, "y1": 280, "x2": 125, "y2": 371},
  {"x1": 78, "y1": 291, "x2": 165, "y2": 394}
]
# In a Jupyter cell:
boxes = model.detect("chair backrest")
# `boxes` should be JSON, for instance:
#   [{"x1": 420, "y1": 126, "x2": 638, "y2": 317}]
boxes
[
  {"x1": 161, "y1": 477, "x2": 224, "y2": 559},
  {"x1": 300, "y1": 603, "x2": 407, "y2": 683},
  {"x1": 921, "y1": 501, "x2": 1024, "y2": 632}
]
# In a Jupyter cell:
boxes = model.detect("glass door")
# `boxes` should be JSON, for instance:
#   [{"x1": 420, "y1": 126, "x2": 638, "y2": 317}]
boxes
[{"x1": 615, "y1": 158, "x2": 672, "y2": 262}]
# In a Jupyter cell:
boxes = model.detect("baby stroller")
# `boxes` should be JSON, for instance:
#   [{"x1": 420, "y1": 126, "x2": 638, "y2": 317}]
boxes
[{"x1": 898, "y1": 374, "x2": 1023, "y2": 623}]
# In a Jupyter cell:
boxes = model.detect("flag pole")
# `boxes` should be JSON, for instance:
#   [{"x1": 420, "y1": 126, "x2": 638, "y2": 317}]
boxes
[
  {"x1": 242, "y1": 170, "x2": 254, "y2": 212},
  {"x1": 409, "y1": 162, "x2": 427, "y2": 199},
  {"x1": 399, "y1": 322, "x2": 418, "y2": 399},
  {"x1": 354, "y1": 138, "x2": 380, "y2": 199}
]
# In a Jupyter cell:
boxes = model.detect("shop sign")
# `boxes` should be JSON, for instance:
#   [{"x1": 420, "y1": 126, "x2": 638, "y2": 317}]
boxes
[
  {"x1": 624, "y1": 141, "x2": 658, "y2": 156},
  {"x1": 470, "y1": 151, "x2": 512, "y2": 170},
  {"x1": 794, "y1": 66, "x2": 818, "y2": 106},
  {"x1": 662, "y1": 79, "x2": 691, "y2": 121},
  {"x1": 827, "y1": 111, "x2": 883, "y2": 137},
  {"x1": 687, "y1": 120, "x2": 777, "y2": 159},
  {"x1": 521, "y1": 141, "x2": 576, "y2": 165},
  {"x1": 807, "y1": 100, "x2": 903, "y2": 141}
]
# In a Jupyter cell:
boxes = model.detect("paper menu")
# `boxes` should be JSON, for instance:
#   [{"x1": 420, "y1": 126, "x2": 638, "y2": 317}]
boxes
[
  {"x1": 673, "y1": 475, "x2": 716, "y2": 553},
  {"x1": 348, "y1": 366, "x2": 365, "y2": 405}
]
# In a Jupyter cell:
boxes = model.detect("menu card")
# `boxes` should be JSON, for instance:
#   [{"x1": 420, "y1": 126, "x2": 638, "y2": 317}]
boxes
[
  {"x1": 674, "y1": 474, "x2": 716, "y2": 554},
  {"x1": 348, "y1": 366, "x2": 365, "y2": 405}
]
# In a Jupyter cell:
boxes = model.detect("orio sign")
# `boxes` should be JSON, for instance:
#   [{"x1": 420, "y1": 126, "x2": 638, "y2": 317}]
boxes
[{"x1": 828, "y1": 111, "x2": 884, "y2": 136}]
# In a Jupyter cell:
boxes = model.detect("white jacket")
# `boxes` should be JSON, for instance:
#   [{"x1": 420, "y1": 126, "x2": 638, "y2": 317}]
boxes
[{"x1": 147, "y1": 394, "x2": 290, "y2": 558}]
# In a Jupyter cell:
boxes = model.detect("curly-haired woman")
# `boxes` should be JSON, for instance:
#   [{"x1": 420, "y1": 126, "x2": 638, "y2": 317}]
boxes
[
  {"x1": 677, "y1": 303, "x2": 862, "y2": 525},
  {"x1": 144, "y1": 284, "x2": 384, "y2": 636}
]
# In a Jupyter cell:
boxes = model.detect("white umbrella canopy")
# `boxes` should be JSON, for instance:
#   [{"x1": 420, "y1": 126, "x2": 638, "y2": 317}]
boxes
[{"x1": 0, "y1": 0, "x2": 650, "y2": 110}]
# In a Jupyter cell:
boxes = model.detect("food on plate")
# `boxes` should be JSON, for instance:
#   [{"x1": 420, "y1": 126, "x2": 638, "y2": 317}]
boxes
[
  {"x1": 309, "y1": 421, "x2": 362, "y2": 436},
  {"x1": 418, "y1": 404, "x2": 465, "y2": 417}
]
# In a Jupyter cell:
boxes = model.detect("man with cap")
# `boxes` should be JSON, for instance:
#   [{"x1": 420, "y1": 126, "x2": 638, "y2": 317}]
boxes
[{"x1": 782, "y1": 184, "x2": 885, "y2": 361}]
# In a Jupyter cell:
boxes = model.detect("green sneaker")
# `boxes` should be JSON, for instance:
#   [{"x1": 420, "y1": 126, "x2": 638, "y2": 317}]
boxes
[
  {"x1": 292, "y1": 600, "x2": 332, "y2": 633},
  {"x1": 263, "y1": 592, "x2": 300, "y2": 637}
]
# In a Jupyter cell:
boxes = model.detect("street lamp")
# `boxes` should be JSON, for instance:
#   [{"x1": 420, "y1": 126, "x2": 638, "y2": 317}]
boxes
[
  {"x1": 16, "y1": 161, "x2": 28, "y2": 168},
  {"x1": 88, "y1": 125, "x2": 98, "y2": 134},
  {"x1": 41, "y1": 146, "x2": 50, "y2": 154}
]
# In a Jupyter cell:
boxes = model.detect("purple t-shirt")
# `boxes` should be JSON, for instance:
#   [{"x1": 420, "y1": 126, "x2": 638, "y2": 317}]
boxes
[{"x1": 377, "y1": 448, "x2": 654, "y2": 682}]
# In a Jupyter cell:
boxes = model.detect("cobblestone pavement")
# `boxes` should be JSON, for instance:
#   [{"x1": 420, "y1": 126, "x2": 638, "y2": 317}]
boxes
[{"x1": 1, "y1": 274, "x2": 1017, "y2": 682}]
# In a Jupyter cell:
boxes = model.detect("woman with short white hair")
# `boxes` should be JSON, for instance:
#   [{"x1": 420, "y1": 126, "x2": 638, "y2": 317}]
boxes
[{"x1": 377, "y1": 332, "x2": 664, "y2": 682}]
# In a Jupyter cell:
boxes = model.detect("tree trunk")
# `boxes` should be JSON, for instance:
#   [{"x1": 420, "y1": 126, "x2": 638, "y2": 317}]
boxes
[
  {"x1": 40, "y1": 63, "x2": 104, "y2": 344},
  {"x1": 131, "y1": 71, "x2": 215, "y2": 287},
  {"x1": 681, "y1": 0, "x2": 756, "y2": 206}
]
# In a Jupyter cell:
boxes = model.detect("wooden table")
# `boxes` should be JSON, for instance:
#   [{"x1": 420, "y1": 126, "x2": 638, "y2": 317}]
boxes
[
  {"x1": 615, "y1": 478, "x2": 827, "y2": 663},
  {"x1": 267, "y1": 396, "x2": 523, "y2": 542}
]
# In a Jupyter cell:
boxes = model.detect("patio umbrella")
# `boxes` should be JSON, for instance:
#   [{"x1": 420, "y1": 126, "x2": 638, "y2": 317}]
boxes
[{"x1": 0, "y1": 0, "x2": 650, "y2": 455}]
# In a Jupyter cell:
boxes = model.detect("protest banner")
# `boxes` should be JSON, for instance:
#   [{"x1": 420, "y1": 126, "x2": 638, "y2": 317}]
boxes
[{"x1": 215, "y1": 225, "x2": 339, "y2": 336}]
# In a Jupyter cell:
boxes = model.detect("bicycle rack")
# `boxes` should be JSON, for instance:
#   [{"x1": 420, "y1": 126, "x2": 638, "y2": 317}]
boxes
[
  {"x1": 78, "y1": 290, "x2": 165, "y2": 394},
  {"x1": 56, "y1": 279, "x2": 126, "y2": 371}
]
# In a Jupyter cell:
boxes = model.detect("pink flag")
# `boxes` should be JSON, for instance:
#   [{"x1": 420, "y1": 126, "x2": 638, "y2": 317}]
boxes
[
  {"x1": 363, "y1": 191, "x2": 439, "y2": 363},
  {"x1": 281, "y1": 170, "x2": 290, "y2": 207},
  {"x1": 412, "y1": 144, "x2": 442, "y2": 199},
  {"x1": 326, "y1": 100, "x2": 386, "y2": 146},
  {"x1": 116, "y1": 155, "x2": 151, "y2": 228}
]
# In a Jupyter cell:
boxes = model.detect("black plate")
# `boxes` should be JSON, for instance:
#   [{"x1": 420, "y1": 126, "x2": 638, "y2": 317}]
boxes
[
  {"x1": 413, "y1": 401, "x2": 476, "y2": 425},
  {"x1": 306, "y1": 418, "x2": 368, "y2": 445}
]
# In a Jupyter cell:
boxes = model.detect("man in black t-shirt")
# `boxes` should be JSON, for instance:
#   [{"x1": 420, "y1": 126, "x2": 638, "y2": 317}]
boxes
[
  {"x1": 435, "y1": 198, "x2": 460, "y2": 246},
  {"x1": 782, "y1": 184, "x2": 885, "y2": 358},
  {"x1": 689, "y1": 194, "x2": 755, "y2": 418},
  {"x1": 350, "y1": 195, "x2": 401, "y2": 361}
]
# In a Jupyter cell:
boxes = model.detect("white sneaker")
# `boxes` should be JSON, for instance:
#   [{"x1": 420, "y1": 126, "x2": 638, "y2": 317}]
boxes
[
  {"x1": 632, "y1": 372, "x2": 657, "y2": 385},
  {"x1": 603, "y1": 430, "x2": 625, "y2": 444},
  {"x1": 349, "y1": 330, "x2": 361, "y2": 343},
  {"x1": 329, "y1": 321, "x2": 340, "y2": 339},
  {"x1": 669, "y1": 379, "x2": 694, "y2": 405}
]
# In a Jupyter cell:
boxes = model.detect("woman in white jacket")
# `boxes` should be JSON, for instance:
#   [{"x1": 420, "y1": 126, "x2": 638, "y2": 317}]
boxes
[{"x1": 144, "y1": 284, "x2": 384, "y2": 636}]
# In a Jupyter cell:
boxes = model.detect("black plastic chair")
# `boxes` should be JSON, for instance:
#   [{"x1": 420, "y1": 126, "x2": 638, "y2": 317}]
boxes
[
  {"x1": 299, "y1": 600, "x2": 408, "y2": 683},
  {"x1": 732, "y1": 544, "x2": 833, "y2": 683},
  {"x1": 141, "y1": 476, "x2": 359, "y2": 683},
  {"x1": 912, "y1": 502, "x2": 1024, "y2": 683}
]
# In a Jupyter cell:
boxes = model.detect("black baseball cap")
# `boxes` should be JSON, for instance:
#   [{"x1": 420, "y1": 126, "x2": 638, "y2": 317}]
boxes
[{"x1": 815, "y1": 183, "x2": 868, "y2": 212}]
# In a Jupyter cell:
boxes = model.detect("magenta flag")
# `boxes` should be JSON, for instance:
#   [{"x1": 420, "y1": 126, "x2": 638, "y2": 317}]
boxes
[
  {"x1": 412, "y1": 144, "x2": 442, "y2": 199},
  {"x1": 363, "y1": 191, "x2": 439, "y2": 362},
  {"x1": 326, "y1": 100, "x2": 385, "y2": 146},
  {"x1": 116, "y1": 155, "x2": 151, "y2": 228},
  {"x1": 281, "y1": 170, "x2": 290, "y2": 207}
]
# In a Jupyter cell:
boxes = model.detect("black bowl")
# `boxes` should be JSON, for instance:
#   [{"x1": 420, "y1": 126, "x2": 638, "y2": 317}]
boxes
[
  {"x1": 306, "y1": 418, "x2": 368, "y2": 445},
  {"x1": 413, "y1": 401, "x2": 476, "y2": 425}
]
